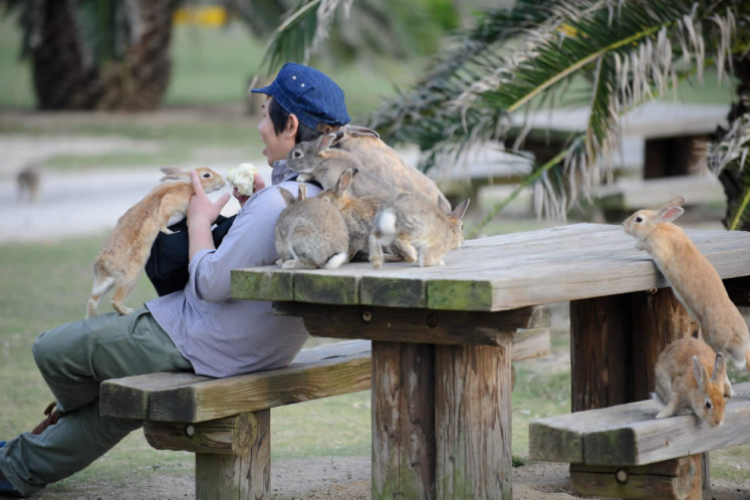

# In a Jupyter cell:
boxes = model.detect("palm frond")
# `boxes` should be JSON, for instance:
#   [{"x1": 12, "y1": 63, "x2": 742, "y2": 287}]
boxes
[
  {"x1": 256, "y1": 0, "x2": 450, "y2": 77},
  {"x1": 367, "y1": 0, "x2": 743, "y2": 224}
]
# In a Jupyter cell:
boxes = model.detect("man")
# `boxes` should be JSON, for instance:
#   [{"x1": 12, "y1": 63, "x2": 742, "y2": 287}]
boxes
[{"x1": 0, "y1": 62, "x2": 349, "y2": 497}]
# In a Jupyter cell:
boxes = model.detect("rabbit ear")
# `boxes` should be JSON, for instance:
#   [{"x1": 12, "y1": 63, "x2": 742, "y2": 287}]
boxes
[
  {"x1": 661, "y1": 196, "x2": 687, "y2": 209},
  {"x1": 657, "y1": 206, "x2": 684, "y2": 223},
  {"x1": 316, "y1": 131, "x2": 345, "y2": 152},
  {"x1": 159, "y1": 167, "x2": 185, "y2": 182},
  {"x1": 343, "y1": 125, "x2": 380, "y2": 140},
  {"x1": 277, "y1": 187, "x2": 297, "y2": 206},
  {"x1": 298, "y1": 183, "x2": 307, "y2": 201},
  {"x1": 451, "y1": 199, "x2": 471, "y2": 220},
  {"x1": 711, "y1": 353, "x2": 726, "y2": 383},
  {"x1": 693, "y1": 356, "x2": 707, "y2": 389},
  {"x1": 437, "y1": 195, "x2": 452, "y2": 215},
  {"x1": 334, "y1": 168, "x2": 358, "y2": 197}
]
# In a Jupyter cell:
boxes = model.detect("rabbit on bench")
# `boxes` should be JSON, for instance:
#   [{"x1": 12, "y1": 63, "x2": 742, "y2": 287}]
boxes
[{"x1": 624, "y1": 196, "x2": 750, "y2": 398}]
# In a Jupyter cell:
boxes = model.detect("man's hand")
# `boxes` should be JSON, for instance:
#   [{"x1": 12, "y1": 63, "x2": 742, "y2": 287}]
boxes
[
  {"x1": 188, "y1": 170, "x2": 231, "y2": 229},
  {"x1": 234, "y1": 172, "x2": 267, "y2": 208}
]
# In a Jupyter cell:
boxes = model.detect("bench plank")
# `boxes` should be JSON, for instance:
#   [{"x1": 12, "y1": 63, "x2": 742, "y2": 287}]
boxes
[
  {"x1": 100, "y1": 371, "x2": 212, "y2": 420},
  {"x1": 529, "y1": 382, "x2": 750, "y2": 466},
  {"x1": 147, "y1": 340, "x2": 371, "y2": 423}
]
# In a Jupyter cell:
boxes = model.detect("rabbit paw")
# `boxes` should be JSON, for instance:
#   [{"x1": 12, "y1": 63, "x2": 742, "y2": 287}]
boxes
[
  {"x1": 112, "y1": 302, "x2": 135, "y2": 316},
  {"x1": 161, "y1": 227, "x2": 175, "y2": 235},
  {"x1": 296, "y1": 173, "x2": 312, "y2": 182},
  {"x1": 276, "y1": 258, "x2": 286, "y2": 268},
  {"x1": 655, "y1": 409, "x2": 673, "y2": 419}
]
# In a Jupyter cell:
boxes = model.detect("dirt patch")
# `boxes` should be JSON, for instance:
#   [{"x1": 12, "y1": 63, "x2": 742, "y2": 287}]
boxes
[{"x1": 24, "y1": 458, "x2": 750, "y2": 499}]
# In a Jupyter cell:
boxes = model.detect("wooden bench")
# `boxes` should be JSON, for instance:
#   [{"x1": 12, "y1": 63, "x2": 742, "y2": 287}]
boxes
[
  {"x1": 529, "y1": 382, "x2": 750, "y2": 499},
  {"x1": 99, "y1": 314, "x2": 551, "y2": 499}
]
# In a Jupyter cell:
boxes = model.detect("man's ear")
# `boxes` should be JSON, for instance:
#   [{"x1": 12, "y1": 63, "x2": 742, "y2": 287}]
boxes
[{"x1": 285, "y1": 114, "x2": 299, "y2": 139}]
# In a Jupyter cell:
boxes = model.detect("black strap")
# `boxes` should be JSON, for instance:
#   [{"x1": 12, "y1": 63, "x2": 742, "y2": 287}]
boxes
[{"x1": 145, "y1": 215, "x2": 236, "y2": 296}]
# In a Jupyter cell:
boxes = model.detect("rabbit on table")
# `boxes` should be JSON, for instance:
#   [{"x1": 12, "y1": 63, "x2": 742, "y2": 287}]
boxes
[
  {"x1": 275, "y1": 184, "x2": 349, "y2": 270},
  {"x1": 369, "y1": 193, "x2": 470, "y2": 269},
  {"x1": 87, "y1": 167, "x2": 225, "y2": 318},
  {"x1": 623, "y1": 196, "x2": 750, "y2": 397}
]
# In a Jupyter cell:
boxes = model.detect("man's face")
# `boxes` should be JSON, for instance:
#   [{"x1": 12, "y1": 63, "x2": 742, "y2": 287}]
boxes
[{"x1": 258, "y1": 96, "x2": 296, "y2": 167}]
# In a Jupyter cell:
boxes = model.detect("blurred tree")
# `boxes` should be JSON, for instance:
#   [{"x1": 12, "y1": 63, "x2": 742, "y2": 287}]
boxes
[
  {"x1": 0, "y1": 0, "x2": 457, "y2": 111},
  {"x1": 1, "y1": 0, "x2": 180, "y2": 110}
]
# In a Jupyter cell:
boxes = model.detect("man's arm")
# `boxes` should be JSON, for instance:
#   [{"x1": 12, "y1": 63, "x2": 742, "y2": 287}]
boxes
[{"x1": 187, "y1": 186, "x2": 291, "y2": 303}]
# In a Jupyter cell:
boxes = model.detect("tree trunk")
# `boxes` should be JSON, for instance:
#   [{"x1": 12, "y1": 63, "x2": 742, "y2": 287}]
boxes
[{"x1": 31, "y1": 0, "x2": 175, "y2": 111}]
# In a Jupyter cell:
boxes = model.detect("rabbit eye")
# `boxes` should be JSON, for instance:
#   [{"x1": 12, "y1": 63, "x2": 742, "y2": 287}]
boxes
[
  {"x1": 202, "y1": 173, "x2": 210, "y2": 178},
  {"x1": 705, "y1": 401, "x2": 712, "y2": 410},
  {"x1": 635, "y1": 216, "x2": 643, "y2": 223},
  {"x1": 293, "y1": 150, "x2": 303, "y2": 159}
]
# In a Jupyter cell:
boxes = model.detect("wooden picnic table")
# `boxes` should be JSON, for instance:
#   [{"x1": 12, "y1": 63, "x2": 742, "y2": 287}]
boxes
[{"x1": 231, "y1": 223, "x2": 750, "y2": 500}]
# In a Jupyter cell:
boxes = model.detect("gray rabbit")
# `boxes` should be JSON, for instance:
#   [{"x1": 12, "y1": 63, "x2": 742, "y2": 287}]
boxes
[
  {"x1": 317, "y1": 168, "x2": 401, "y2": 262},
  {"x1": 275, "y1": 184, "x2": 349, "y2": 269},
  {"x1": 369, "y1": 194, "x2": 470, "y2": 268}
]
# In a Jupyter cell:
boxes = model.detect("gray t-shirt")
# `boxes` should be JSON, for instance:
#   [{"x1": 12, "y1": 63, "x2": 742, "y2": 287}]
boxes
[{"x1": 146, "y1": 163, "x2": 321, "y2": 377}]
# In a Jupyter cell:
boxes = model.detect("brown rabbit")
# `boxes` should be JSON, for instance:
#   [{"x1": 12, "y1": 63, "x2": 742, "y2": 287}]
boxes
[
  {"x1": 17, "y1": 165, "x2": 41, "y2": 203},
  {"x1": 87, "y1": 167, "x2": 225, "y2": 318},
  {"x1": 316, "y1": 168, "x2": 395, "y2": 261},
  {"x1": 337, "y1": 125, "x2": 449, "y2": 207},
  {"x1": 623, "y1": 196, "x2": 750, "y2": 397},
  {"x1": 369, "y1": 194, "x2": 470, "y2": 268},
  {"x1": 275, "y1": 184, "x2": 349, "y2": 269},
  {"x1": 286, "y1": 132, "x2": 394, "y2": 198},
  {"x1": 653, "y1": 337, "x2": 726, "y2": 426}
]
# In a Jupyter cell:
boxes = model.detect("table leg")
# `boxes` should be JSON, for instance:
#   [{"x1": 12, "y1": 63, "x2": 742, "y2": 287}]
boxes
[
  {"x1": 570, "y1": 289, "x2": 704, "y2": 500},
  {"x1": 372, "y1": 341, "x2": 436, "y2": 500},
  {"x1": 435, "y1": 343, "x2": 513, "y2": 500},
  {"x1": 371, "y1": 339, "x2": 513, "y2": 500}
]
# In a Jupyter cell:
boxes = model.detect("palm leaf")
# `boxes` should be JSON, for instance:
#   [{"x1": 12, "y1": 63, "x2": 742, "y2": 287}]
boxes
[{"x1": 708, "y1": 114, "x2": 750, "y2": 230}]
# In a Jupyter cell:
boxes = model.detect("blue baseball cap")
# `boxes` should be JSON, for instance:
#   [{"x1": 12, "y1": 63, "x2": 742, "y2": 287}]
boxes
[{"x1": 251, "y1": 63, "x2": 351, "y2": 132}]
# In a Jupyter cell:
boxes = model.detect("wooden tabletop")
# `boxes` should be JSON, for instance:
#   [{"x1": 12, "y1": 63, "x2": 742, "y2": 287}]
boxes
[{"x1": 231, "y1": 224, "x2": 750, "y2": 312}]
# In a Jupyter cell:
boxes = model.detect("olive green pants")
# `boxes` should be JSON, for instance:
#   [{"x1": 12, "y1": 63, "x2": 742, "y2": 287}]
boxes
[{"x1": 0, "y1": 308, "x2": 192, "y2": 496}]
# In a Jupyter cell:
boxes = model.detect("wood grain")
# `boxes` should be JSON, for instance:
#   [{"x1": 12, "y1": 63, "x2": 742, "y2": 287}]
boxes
[
  {"x1": 143, "y1": 413, "x2": 258, "y2": 455},
  {"x1": 570, "y1": 456, "x2": 702, "y2": 500},
  {"x1": 372, "y1": 342, "x2": 435, "y2": 500},
  {"x1": 195, "y1": 410, "x2": 270, "y2": 500},
  {"x1": 231, "y1": 224, "x2": 750, "y2": 311},
  {"x1": 100, "y1": 372, "x2": 211, "y2": 420},
  {"x1": 570, "y1": 295, "x2": 632, "y2": 413},
  {"x1": 530, "y1": 382, "x2": 750, "y2": 466},
  {"x1": 273, "y1": 302, "x2": 547, "y2": 346},
  {"x1": 435, "y1": 341, "x2": 513, "y2": 499},
  {"x1": 101, "y1": 340, "x2": 371, "y2": 422}
]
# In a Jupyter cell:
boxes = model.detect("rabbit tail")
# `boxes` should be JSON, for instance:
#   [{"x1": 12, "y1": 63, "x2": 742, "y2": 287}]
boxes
[
  {"x1": 87, "y1": 275, "x2": 115, "y2": 318},
  {"x1": 323, "y1": 252, "x2": 348, "y2": 270}
]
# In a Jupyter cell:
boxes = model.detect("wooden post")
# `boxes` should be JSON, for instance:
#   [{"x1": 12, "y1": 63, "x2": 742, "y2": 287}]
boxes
[
  {"x1": 570, "y1": 294, "x2": 632, "y2": 412},
  {"x1": 435, "y1": 341, "x2": 513, "y2": 500},
  {"x1": 195, "y1": 410, "x2": 270, "y2": 500},
  {"x1": 569, "y1": 289, "x2": 706, "y2": 499},
  {"x1": 372, "y1": 342, "x2": 436, "y2": 500}
]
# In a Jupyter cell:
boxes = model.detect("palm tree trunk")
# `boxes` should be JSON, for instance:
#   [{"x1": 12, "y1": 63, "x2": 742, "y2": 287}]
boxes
[
  {"x1": 717, "y1": 53, "x2": 750, "y2": 230},
  {"x1": 32, "y1": 0, "x2": 175, "y2": 111}
]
